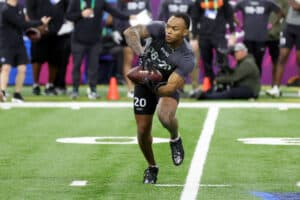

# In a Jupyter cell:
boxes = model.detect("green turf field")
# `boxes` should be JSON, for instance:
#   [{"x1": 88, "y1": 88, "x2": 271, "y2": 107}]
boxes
[{"x1": 0, "y1": 85, "x2": 300, "y2": 199}]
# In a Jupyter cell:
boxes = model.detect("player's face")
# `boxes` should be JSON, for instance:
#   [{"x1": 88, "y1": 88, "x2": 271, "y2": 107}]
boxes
[{"x1": 165, "y1": 16, "x2": 188, "y2": 47}]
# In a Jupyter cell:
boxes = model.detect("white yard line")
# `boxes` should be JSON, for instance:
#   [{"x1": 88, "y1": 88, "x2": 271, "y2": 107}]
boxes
[
  {"x1": 1, "y1": 102, "x2": 300, "y2": 109},
  {"x1": 155, "y1": 184, "x2": 231, "y2": 188},
  {"x1": 180, "y1": 107, "x2": 219, "y2": 200},
  {"x1": 70, "y1": 180, "x2": 87, "y2": 187}
]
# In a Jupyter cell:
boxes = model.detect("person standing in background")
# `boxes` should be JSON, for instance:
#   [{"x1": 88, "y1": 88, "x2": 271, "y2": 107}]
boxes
[
  {"x1": 234, "y1": 0, "x2": 284, "y2": 75},
  {"x1": 266, "y1": 0, "x2": 300, "y2": 97},
  {"x1": 66, "y1": 0, "x2": 135, "y2": 100},
  {"x1": 53, "y1": 0, "x2": 73, "y2": 95},
  {"x1": 191, "y1": 0, "x2": 236, "y2": 91},
  {"x1": 0, "y1": 0, "x2": 51, "y2": 102},
  {"x1": 113, "y1": 0, "x2": 152, "y2": 98},
  {"x1": 265, "y1": 0, "x2": 288, "y2": 86},
  {"x1": 158, "y1": 0, "x2": 202, "y2": 98},
  {"x1": 25, "y1": 0, "x2": 69, "y2": 96}
]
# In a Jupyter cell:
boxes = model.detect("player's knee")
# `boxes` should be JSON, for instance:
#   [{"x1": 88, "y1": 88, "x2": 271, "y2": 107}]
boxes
[{"x1": 137, "y1": 123, "x2": 152, "y2": 136}]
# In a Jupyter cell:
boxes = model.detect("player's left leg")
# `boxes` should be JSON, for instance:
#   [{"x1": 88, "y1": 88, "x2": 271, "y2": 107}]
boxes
[
  {"x1": 12, "y1": 64, "x2": 26, "y2": 103},
  {"x1": 157, "y1": 97, "x2": 184, "y2": 166}
]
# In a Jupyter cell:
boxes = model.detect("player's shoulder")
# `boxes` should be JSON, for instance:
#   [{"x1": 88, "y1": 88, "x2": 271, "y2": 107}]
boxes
[{"x1": 180, "y1": 39, "x2": 194, "y2": 55}]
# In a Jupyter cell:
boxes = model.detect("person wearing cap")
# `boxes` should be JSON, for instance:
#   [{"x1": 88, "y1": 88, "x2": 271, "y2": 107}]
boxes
[{"x1": 196, "y1": 42, "x2": 261, "y2": 99}]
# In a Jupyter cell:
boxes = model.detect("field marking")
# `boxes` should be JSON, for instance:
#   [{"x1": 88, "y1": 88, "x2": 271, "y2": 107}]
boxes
[
  {"x1": 70, "y1": 180, "x2": 87, "y2": 186},
  {"x1": 56, "y1": 136, "x2": 169, "y2": 145},
  {"x1": 238, "y1": 138, "x2": 300, "y2": 145},
  {"x1": 155, "y1": 184, "x2": 231, "y2": 188},
  {"x1": 180, "y1": 107, "x2": 219, "y2": 200},
  {"x1": 297, "y1": 182, "x2": 300, "y2": 187},
  {"x1": 2, "y1": 102, "x2": 300, "y2": 109}
]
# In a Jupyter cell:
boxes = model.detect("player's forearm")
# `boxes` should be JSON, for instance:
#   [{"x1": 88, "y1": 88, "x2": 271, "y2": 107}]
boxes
[
  {"x1": 123, "y1": 27, "x2": 144, "y2": 55},
  {"x1": 156, "y1": 73, "x2": 185, "y2": 96}
]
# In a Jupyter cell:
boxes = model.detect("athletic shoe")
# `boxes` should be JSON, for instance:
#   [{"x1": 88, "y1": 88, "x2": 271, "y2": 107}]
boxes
[
  {"x1": 266, "y1": 86, "x2": 281, "y2": 98},
  {"x1": 70, "y1": 91, "x2": 79, "y2": 100},
  {"x1": 32, "y1": 85, "x2": 41, "y2": 95},
  {"x1": 127, "y1": 91, "x2": 134, "y2": 98},
  {"x1": 188, "y1": 88, "x2": 201, "y2": 98},
  {"x1": 1, "y1": 90, "x2": 8, "y2": 102},
  {"x1": 11, "y1": 92, "x2": 24, "y2": 103},
  {"x1": 143, "y1": 166, "x2": 159, "y2": 184},
  {"x1": 87, "y1": 88, "x2": 100, "y2": 100},
  {"x1": 170, "y1": 137, "x2": 184, "y2": 166},
  {"x1": 55, "y1": 87, "x2": 67, "y2": 95},
  {"x1": 44, "y1": 85, "x2": 57, "y2": 96}
]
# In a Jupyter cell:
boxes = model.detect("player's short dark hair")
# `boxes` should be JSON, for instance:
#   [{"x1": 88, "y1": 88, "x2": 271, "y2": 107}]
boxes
[{"x1": 171, "y1": 13, "x2": 191, "y2": 30}]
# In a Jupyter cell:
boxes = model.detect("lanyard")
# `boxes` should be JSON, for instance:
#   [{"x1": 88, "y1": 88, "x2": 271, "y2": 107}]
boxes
[
  {"x1": 80, "y1": 0, "x2": 95, "y2": 10},
  {"x1": 204, "y1": 0, "x2": 218, "y2": 10}
]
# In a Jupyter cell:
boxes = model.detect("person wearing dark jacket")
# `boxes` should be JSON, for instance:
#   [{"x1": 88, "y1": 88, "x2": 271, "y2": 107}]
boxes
[
  {"x1": 25, "y1": 0, "x2": 70, "y2": 96},
  {"x1": 196, "y1": 43, "x2": 261, "y2": 99},
  {"x1": 191, "y1": 0, "x2": 236, "y2": 90},
  {"x1": 0, "y1": 0, "x2": 51, "y2": 102},
  {"x1": 66, "y1": 0, "x2": 133, "y2": 99},
  {"x1": 234, "y1": 0, "x2": 284, "y2": 75}
]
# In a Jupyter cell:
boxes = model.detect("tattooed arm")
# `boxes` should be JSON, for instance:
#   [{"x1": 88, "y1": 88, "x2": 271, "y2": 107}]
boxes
[{"x1": 123, "y1": 24, "x2": 150, "y2": 56}]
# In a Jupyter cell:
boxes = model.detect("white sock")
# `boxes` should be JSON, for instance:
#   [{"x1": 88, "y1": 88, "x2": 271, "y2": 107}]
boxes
[{"x1": 170, "y1": 135, "x2": 180, "y2": 142}]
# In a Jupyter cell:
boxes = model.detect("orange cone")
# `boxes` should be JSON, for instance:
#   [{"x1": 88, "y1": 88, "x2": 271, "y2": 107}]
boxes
[
  {"x1": 107, "y1": 77, "x2": 119, "y2": 100},
  {"x1": 202, "y1": 77, "x2": 211, "y2": 92}
]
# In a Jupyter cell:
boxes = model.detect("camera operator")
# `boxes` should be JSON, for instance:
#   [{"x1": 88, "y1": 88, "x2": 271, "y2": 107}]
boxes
[{"x1": 196, "y1": 43, "x2": 261, "y2": 100}]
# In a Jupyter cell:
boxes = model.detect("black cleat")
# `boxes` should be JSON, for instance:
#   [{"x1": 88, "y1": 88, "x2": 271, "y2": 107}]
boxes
[
  {"x1": 143, "y1": 166, "x2": 159, "y2": 184},
  {"x1": 32, "y1": 85, "x2": 41, "y2": 95},
  {"x1": 44, "y1": 85, "x2": 57, "y2": 96},
  {"x1": 170, "y1": 137, "x2": 184, "y2": 166},
  {"x1": 11, "y1": 92, "x2": 24, "y2": 103}
]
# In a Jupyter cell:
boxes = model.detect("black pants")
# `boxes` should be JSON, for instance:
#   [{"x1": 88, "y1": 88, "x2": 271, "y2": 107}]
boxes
[
  {"x1": 54, "y1": 34, "x2": 71, "y2": 89},
  {"x1": 71, "y1": 39, "x2": 102, "y2": 90},
  {"x1": 201, "y1": 86, "x2": 256, "y2": 99},
  {"x1": 198, "y1": 35, "x2": 227, "y2": 85},
  {"x1": 244, "y1": 40, "x2": 265, "y2": 75}
]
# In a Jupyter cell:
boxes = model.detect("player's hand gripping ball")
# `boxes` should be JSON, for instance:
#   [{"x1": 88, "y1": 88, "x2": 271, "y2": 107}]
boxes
[{"x1": 127, "y1": 66, "x2": 162, "y2": 85}]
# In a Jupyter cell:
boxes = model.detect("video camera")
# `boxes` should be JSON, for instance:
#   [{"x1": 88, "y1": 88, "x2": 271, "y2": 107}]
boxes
[{"x1": 214, "y1": 46, "x2": 235, "y2": 92}]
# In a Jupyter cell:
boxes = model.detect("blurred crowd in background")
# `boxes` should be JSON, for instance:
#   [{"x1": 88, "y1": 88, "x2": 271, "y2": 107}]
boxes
[{"x1": 0, "y1": 0, "x2": 299, "y2": 102}]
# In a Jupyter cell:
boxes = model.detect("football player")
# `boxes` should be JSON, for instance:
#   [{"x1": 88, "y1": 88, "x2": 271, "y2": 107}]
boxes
[{"x1": 124, "y1": 13, "x2": 195, "y2": 184}]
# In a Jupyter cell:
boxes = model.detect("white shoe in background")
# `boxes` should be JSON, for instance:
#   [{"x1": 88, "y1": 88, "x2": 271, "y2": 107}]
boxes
[
  {"x1": 127, "y1": 91, "x2": 134, "y2": 98},
  {"x1": 266, "y1": 86, "x2": 281, "y2": 97}
]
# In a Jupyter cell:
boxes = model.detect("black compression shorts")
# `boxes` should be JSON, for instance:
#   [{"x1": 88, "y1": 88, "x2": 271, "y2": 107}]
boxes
[
  {"x1": 0, "y1": 45, "x2": 28, "y2": 66},
  {"x1": 280, "y1": 24, "x2": 300, "y2": 50},
  {"x1": 133, "y1": 84, "x2": 179, "y2": 115}
]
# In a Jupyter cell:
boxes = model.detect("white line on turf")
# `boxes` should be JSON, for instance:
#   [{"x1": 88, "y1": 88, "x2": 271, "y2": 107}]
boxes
[
  {"x1": 180, "y1": 107, "x2": 219, "y2": 200},
  {"x1": 1, "y1": 102, "x2": 300, "y2": 109},
  {"x1": 155, "y1": 184, "x2": 231, "y2": 188},
  {"x1": 297, "y1": 182, "x2": 300, "y2": 187},
  {"x1": 70, "y1": 180, "x2": 87, "y2": 186}
]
